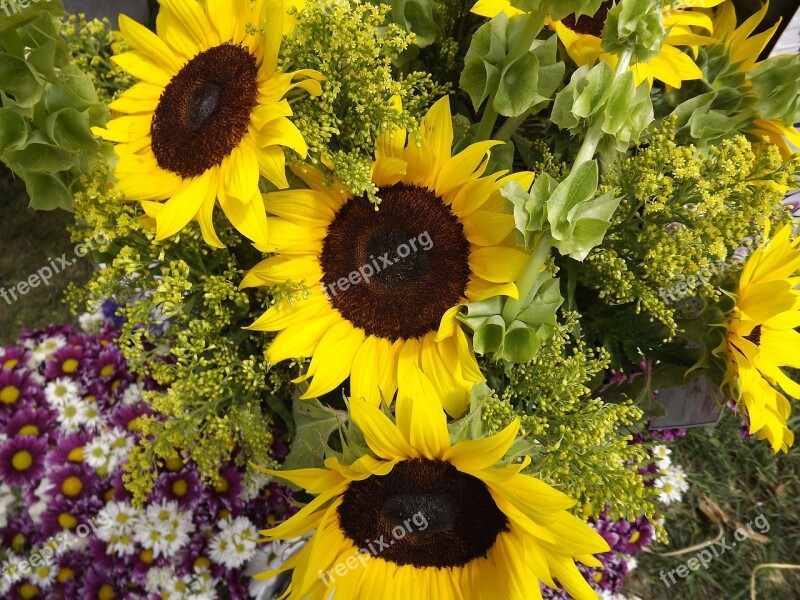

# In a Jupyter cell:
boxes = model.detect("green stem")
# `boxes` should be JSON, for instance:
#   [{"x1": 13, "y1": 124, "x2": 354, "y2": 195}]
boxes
[
  {"x1": 570, "y1": 48, "x2": 636, "y2": 172},
  {"x1": 501, "y1": 231, "x2": 553, "y2": 323},
  {"x1": 495, "y1": 109, "x2": 530, "y2": 141},
  {"x1": 475, "y1": 99, "x2": 499, "y2": 142}
]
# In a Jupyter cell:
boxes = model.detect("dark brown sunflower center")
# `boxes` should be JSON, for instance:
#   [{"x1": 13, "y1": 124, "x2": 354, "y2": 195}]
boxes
[
  {"x1": 151, "y1": 43, "x2": 259, "y2": 178},
  {"x1": 319, "y1": 184, "x2": 471, "y2": 341},
  {"x1": 338, "y1": 459, "x2": 508, "y2": 568},
  {"x1": 744, "y1": 324, "x2": 762, "y2": 346},
  {"x1": 562, "y1": 0, "x2": 614, "y2": 37}
]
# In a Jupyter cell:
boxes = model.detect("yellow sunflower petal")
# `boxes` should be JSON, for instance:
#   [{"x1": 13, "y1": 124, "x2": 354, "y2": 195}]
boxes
[
  {"x1": 444, "y1": 419, "x2": 519, "y2": 472},
  {"x1": 395, "y1": 366, "x2": 451, "y2": 459},
  {"x1": 349, "y1": 397, "x2": 415, "y2": 460}
]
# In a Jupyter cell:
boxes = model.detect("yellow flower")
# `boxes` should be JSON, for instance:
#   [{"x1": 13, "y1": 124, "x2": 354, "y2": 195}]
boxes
[
  {"x1": 471, "y1": 0, "x2": 724, "y2": 88},
  {"x1": 719, "y1": 223, "x2": 800, "y2": 452},
  {"x1": 243, "y1": 97, "x2": 532, "y2": 417},
  {"x1": 93, "y1": 0, "x2": 321, "y2": 250},
  {"x1": 711, "y1": 1, "x2": 800, "y2": 158},
  {"x1": 256, "y1": 368, "x2": 610, "y2": 600}
]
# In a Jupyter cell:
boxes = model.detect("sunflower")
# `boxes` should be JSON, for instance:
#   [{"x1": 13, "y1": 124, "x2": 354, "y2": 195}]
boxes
[
  {"x1": 256, "y1": 368, "x2": 610, "y2": 600},
  {"x1": 92, "y1": 0, "x2": 321, "y2": 250},
  {"x1": 717, "y1": 223, "x2": 800, "y2": 453},
  {"x1": 471, "y1": 0, "x2": 723, "y2": 88},
  {"x1": 243, "y1": 97, "x2": 532, "y2": 416},
  {"x1": 710, "y1": 1, "x2": 800, "y2": 158}
]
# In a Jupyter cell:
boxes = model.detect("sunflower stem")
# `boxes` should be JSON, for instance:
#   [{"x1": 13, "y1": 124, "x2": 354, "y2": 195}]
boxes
[{"x1": 501, "y1": 231, "x2": 553, "y2": 324}]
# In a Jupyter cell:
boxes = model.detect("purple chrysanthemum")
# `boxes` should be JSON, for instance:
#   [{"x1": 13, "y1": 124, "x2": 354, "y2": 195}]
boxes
[
  {"x1": 152, "y1": 468, "x2": 204, "y2": 510},
  {"x1": 0, "y1": 347, "x2": 29, "y2": 370},
  {"x1": 47, "y1": 463, "x2": 101, "y2": 504},
  {"x1": 0, "y1": 435, "x2": 47, "y2": 487},
  {"x1": 2, "y1": 405, "x2": 57, "y2": 443},
  {"x1": 43, "y1": 346, "x2": 88, "y2": 380}
]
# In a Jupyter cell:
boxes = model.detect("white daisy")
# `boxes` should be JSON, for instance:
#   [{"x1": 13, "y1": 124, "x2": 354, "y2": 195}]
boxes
[
  {"x1": 83, "y1": 435, "x2": 112, "y2": 471},
  {"x1": 651, "y1": 444, "x2": 672, "y2": 471},
  {"x1": 28, "y1": 559, "x2": 57, "y2": 590},
  {"x1": 56, "y1": 397, "x2": 90, "y2": 433},
  {"x1": 83, "y1": 401, "x2": 107, "y2": 431},
  {"x1": 0, "y1": 484, "x2": 16, "y2": 529},
  {"x1": 28, "y1": 479, "x2": 54, "y2": 525},
  {"x1": 44, "y1": 378, "x2": 81, "y2": 408},
  {"x1": 626, "y1": 556, "x2": 638, "y2": 572},
  {"x1": 97, "y1": 501, "x2": 140, "y2": 540},
  {"x1": 655, "y1": 466, "x2": 689, "y2": 505},
  {"x1": 78, "y1": 310, "x2": 107, "y2": 334},
  {"x1": 242, "y1": 471, "x2": 270, "y2": 503},
  {"x1": 145, "y1": 567, "x2": 176, "y2": 595},
  {"x1": 121, "y1": 381, "x2": 145, "y2": 406},
  {"x1": 0, "y1": 552, "x2": 26, "y2": 586},
  {"x1": 27, "y1": 335, "x2": 66, "y2": 366}
]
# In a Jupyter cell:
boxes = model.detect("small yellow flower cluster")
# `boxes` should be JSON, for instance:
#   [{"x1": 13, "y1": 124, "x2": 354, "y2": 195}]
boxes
[
  {"x1": 584, "y1": 123, "x2": 795, "y2": 334},
  {"x1": 68, "y1": 165, "x2": 297, "y2": 504},
  {"x1": 279, "y1": 0, "x2": 444, "y2": 202},
  {"x1": 62, "y1": 14, "x2": 134, "y2": 103},
  {"x1": 481, "y1": 313, "x2": 658, "y2": 520}
]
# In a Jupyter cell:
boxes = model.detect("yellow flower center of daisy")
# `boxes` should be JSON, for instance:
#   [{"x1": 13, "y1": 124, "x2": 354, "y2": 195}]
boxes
[
  {"x1": 58, "y1": 512, "x2": 78, "y2": 529},
  {"x1": 194, "y1": 557, "x2": 211, "y2": 569},
  {"x1": 339, "y1": 458, "x2": 508, "y2": 567},
  {"x1": 100, "y1": 365, "x2": 115, "y2": 377},
  {"x1": 19, "y1": 583, "x2": 39, "y2": 600},
  {"x1": 214, "y1": 477, "x2": 229, "y2": 493},
  {"x1": 0, "y1": 385, "x2": 20, "y2": 404},
  {"x1": 11, "y1": 450, "x2": 33, "y2": 471},
  {"x1": 629, "y1": 530, "x2": 641, "y2": 544},
  {"x1": 172, "y1": 479, "x2": 188, "y2": 497},
  {"x1": 562, "y1": 1, "x2": 613, "y2": 36},
  {"x1": 139, "y1": 549, "x2": 154, "y2": 564},
  {"x1": 3, "y1": 358, "x2": 19, "y2": 369},
  {"x1": 151, "y1": 43, "x2": 260, "y2": 178},
  {"x1": 320, "y1": 185, "x2": 470, "y2": 340},
  {"x1": 62, "y1": 358, "x2": 80, "y2": 373},
  {"x1": 19, "y1": 424, "x2": 39, "y2": 436},
  {"x1": 62, "y1": 476, "x2": 83, "y2": 497},
  {"x1": 68, "y1": 446, "x2": 84, "y2": 462},
  {"x1": 98, "y1": 583, "x2": 116, "y2": 600},
  {"x1": 58, "y1": 567, "x2": 75, "y2": 582},
  {"x1": 12, "y1": 533, "x2": 26, "y2": 552},
  {"x1": 593, "y1": 571, "x2": 604, "y2": 583}
]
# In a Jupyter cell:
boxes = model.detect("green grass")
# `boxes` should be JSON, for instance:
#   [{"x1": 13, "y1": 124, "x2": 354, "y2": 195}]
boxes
[
  {"x1": 0, "y1": 166, "x2": 90, "y2": 346},
  {"x1": 626, "y1": 413, "x2": 800, "y2": 599}
]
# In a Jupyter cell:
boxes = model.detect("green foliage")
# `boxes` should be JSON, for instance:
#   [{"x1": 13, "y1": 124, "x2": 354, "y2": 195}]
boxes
[
  {"x1": 62, "y1": 14, "x2": 135, "y2": 103},
  {"x1": 578, "y1": 122, "x2": 797, "y2": 335},
  {"x1": 279, "y1": 0, "x2": 443, "y2": 202},
  {"x1": 478, "y1": 312, "x2": 659, "y2": 520},
  {"x1": 503, "y1": 159, "x2": 620, "y2": 260},
  {"x1": 747, "y1": 54, "x2": 800, "y2": 125},
  {"x1": 0, "y1": 2, "x2": 109, "y2": 210},
  {"x1": 601, "y1": 0, "x2": 666, "y2": 62},
  {"x1": 66, "y1": 163, "x2": 300, "y2": 505},
  {"x1": 552, "y1": 63, "x2": 654, "y2": 153},
  {"x1": 459, "y1": 270, "x2": 562, "y2": 363},
  {"x1": 460, "y1": 13, "x2": 564, "y2": 117}
]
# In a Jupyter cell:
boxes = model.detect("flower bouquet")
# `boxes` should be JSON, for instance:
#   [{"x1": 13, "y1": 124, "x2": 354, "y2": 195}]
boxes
[{"x1": 0, "y1": 0, "x2": 799, "y2": 598}]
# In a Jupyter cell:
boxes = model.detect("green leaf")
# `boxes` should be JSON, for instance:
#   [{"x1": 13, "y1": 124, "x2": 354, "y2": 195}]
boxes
[
  {"x1": 281, "y1": 398, "x2": 347, "y2": 471},
  {"x1": 748, "y1": 54, "x2": 800, "y2": 124},
  {"x1": 473, "y1": 314, "x2": 507, "y2": 356},
  {"x1": 4, "y1": 141, "x2": 75, "y2": 173},
  {"x1": 601, "y1": 0, "x2": 665, "y2": 62},
  {"x1": 0, "y1": 0, "x2": 64, "y2": 35},
  {"x1": 0, "y1": 52, "x2": 42, "y2": 107},
  {"x1": 503, "y1": 320, "x2": 539, "y2": 362},
  {"x1": 24, "y1": 171, "x2": 72, "y2": 210},
  {"x1": 46, "y1": 108, "x2": 92, "y2": 152},
  {"x1": 0, "y1": 108, "x2": 28, "y2": 150},
  {"x1": 494, "y1": 51, "x2": 540, "y2": 117}
]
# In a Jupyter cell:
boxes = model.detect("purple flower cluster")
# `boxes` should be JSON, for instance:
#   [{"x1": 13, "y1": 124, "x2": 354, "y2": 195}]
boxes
[
  {"x1": 539, "y1": 512, "x2": 654, "y2": 599},
  {"x1": 0, "y1": 323, "x2": 295, "y2": 599}
]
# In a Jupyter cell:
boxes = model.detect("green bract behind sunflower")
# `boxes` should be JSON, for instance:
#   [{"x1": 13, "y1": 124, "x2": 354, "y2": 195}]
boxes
[
  {"x1": 242, "y1": 97, "x2": 533, "y2": 417},
  {"x1": 255, "y1": 367, "x2": 610, "y2": 600},
  {"x1": 93, "y1": 0, "x2": 322, "y2": 251}
]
